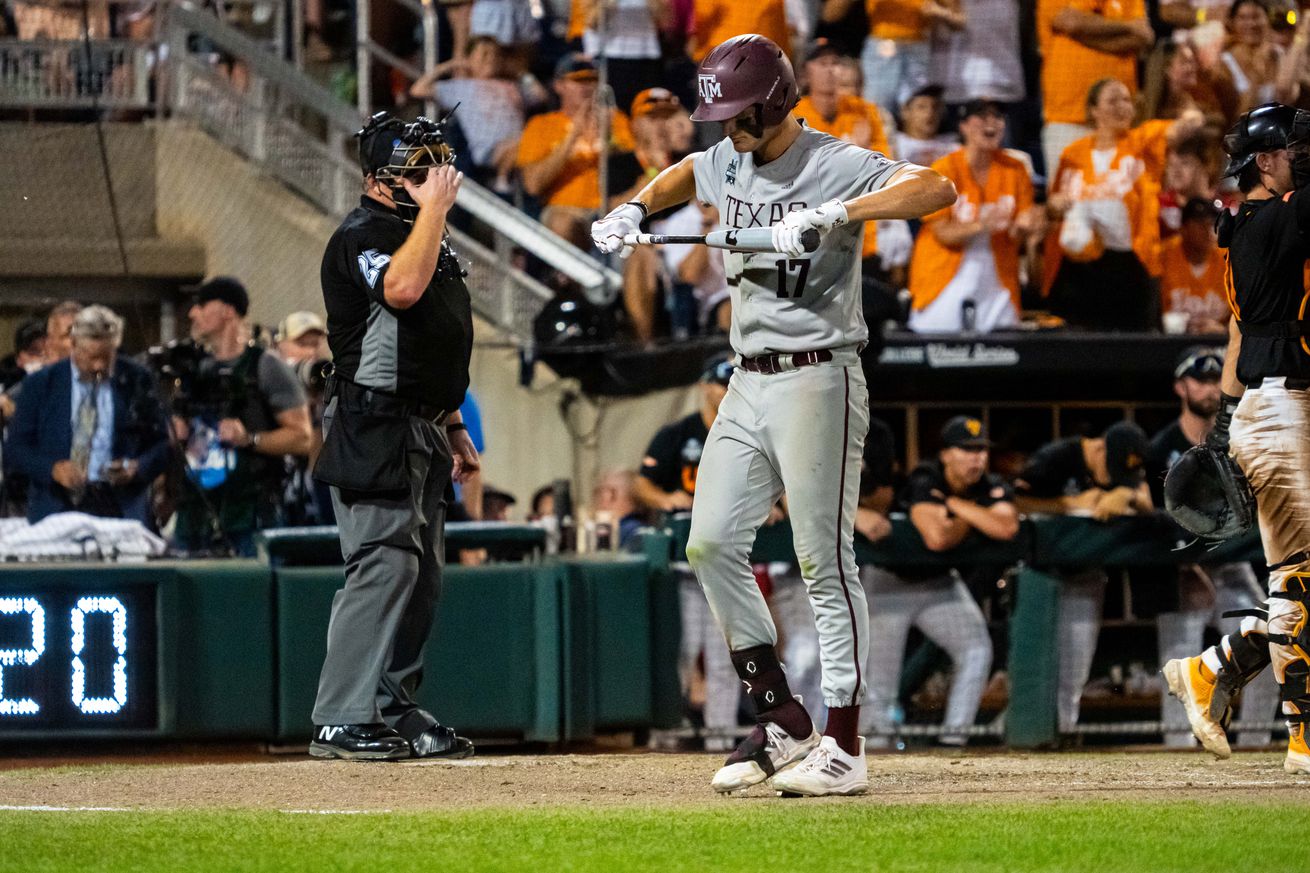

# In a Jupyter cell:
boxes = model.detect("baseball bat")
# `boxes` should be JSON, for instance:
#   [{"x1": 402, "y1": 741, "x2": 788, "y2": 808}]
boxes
[{"x1": 622, "y1": 227, "x2": 821, "y2": 253}]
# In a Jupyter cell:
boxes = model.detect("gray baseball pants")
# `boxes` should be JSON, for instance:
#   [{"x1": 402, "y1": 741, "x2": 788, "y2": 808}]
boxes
[
  {"x1": 686, "y1": 354, "x2": 870, "y2": 709},
  {"x1": 860, "y1": 566, "x2": 993, "y2": 745},
  {"x1": 311, "y1": 413, "x2": 452, "y2": 733}
]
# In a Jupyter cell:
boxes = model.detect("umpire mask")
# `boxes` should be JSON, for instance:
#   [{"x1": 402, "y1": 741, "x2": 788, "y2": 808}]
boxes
[{"x1": 357, "y1": 111, "x2": 456, "y2": 223}]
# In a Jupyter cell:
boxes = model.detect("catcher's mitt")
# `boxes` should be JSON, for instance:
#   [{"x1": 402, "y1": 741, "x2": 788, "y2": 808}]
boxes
[{"x1": 1163, "y1": 444, "x2": 1256, "y2": 541}]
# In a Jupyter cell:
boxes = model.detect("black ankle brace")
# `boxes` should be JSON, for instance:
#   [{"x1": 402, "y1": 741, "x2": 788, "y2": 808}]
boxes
[{"x1": 730, "y1": 644, "x2": 793, "y2": 714}]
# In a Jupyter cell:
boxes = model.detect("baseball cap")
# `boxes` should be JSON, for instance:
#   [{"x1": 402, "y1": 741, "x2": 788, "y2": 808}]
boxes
[
  {"x1": 941, "y1": 415, "x2": 991, "y2": 450},
  {"x1": 1104, "y1": 421, "x2": 1149, "y2": 488},
  {"x1": 958, "y1": 98, "x2": 1005, "y2": 123},
  {"x1": 631, "y1": 88, "x2": 682, "y2": 120},
  {"x1": 1174, "y1": 345, "x2": 1224, "y2": 381},
  {"x1": 554, "y1": 53, "x2": 598, "y2": 81},
  {"x1": 194, "y1": 276, "x2": 249, "y2": 318},
  {"x1": 278, "y1": 311, "x2": 327, "y2": 342},
  {"x1": 700, "y1": 353, "x2": 734, "y2": 386},
  {"x1": 805, "y1": 38, "x2": 842, "y2": 64}
]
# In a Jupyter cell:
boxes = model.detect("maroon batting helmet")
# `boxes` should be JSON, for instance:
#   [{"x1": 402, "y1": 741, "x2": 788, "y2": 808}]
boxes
[{"x1": 690, "y1": 34, "x2": 797, "y2": 127}]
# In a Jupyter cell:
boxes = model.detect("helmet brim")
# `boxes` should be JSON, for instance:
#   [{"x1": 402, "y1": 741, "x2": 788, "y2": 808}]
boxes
[{"x1": 690, "y1": 100, "x2": 749, "y2": 123}]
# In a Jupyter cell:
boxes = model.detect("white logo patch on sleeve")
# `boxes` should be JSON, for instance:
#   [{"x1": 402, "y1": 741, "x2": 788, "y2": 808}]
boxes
[{"x1": 357, "y1": 249, "x2": 392, "y2": 289}]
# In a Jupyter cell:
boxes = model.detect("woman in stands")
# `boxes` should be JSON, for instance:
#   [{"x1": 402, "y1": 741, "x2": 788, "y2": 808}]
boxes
[
  {"x1": 1043, "y1": 78, "x2": 1160, "y2": 332},
  {"x1": 1140, "y1": 40, "x2": 1239, "y2": 131},
  {"x1": 1219, "y1": 0, "x2": 1284, "y2": 113}
]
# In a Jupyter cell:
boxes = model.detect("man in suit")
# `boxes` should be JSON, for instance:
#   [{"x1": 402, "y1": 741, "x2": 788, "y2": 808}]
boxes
[{"x1": 4, "y1": 305, "x2": 169, "y2": 527}]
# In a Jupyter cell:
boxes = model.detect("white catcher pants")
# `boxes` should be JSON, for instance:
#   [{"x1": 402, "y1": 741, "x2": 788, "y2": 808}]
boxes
[{"x1": 686, "y1": 350, "x2": 871, "y2": 709}]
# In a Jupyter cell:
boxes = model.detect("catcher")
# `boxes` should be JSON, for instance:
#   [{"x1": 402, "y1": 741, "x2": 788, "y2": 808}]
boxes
[{"x1": 1162, "y1": 103, "x2": 1310, "y2": 775}]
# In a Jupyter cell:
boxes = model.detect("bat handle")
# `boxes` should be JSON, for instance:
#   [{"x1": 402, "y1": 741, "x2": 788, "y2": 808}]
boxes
[{"x1": 800, "y1": 229, "x2": 821, "y2": 253}]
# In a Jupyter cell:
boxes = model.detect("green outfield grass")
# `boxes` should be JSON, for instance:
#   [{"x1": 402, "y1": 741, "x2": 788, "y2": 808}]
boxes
[{"x1": 3, "y1": 800, "x2": 1307, "y2": 873}]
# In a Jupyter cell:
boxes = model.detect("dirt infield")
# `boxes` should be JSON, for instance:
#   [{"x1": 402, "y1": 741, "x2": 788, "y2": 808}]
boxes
[{"x1": 1, "y1": 750, "x2": 1307, "y2": 811}]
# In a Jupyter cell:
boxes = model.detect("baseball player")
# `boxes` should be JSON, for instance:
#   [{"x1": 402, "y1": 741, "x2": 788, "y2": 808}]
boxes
[
  {"x1": 1163, "y1": 103, "x2": 1310, "y2": 775},
  {"x1": 863, "y1": 416, "x2": 1016, "y2": 748},
  {"x1": 592, "y1": 33, "x2": 956, "y2": 796},
  {"x1": 1149, "y1": 347, "x2": 1278, "y2": 749}
]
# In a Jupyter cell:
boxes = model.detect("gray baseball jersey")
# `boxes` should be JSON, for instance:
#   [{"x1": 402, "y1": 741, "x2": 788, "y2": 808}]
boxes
[{"x1": 692, "y1": 125, "x2": 906, "y2": 357}]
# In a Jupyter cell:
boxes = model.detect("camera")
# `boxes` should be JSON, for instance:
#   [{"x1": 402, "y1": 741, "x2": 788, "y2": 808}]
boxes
[{"x1": 294, "y1": 358, "x2": 332, "y2": 397}]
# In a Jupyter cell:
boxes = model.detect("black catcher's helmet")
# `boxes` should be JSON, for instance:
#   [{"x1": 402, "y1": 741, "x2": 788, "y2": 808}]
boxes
[
  {"x1": 1222, "y1": 102, "x2": 1310, "y2": 186},
  {"x1": 356, "y1": 111, "x2": 456, "y2": 223}
]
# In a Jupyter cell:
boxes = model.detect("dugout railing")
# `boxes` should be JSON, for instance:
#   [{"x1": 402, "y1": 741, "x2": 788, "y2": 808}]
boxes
[{"x1": 0, "y1": 518, "x2": 1276, "y2": 748}]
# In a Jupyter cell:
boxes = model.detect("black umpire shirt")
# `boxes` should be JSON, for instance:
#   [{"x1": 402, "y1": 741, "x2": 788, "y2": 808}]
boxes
[
  {"x1": 321, "y1": 195, "x2": 473, "y2": 410},
  {"x1": 1219, "y1": 189, "x2": 1310, "y2": 385}
]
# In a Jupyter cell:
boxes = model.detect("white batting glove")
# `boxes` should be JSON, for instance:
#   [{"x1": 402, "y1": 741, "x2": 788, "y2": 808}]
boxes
[
  {"x1": 591, "y1": 202, "x2": 644, "y2": 258},
  {"x1": 875, "y1": 219, "x2": 912, "y2": 269},
  {"x1": 771, "y1": 198, "x2": 848, "y2": 257}
]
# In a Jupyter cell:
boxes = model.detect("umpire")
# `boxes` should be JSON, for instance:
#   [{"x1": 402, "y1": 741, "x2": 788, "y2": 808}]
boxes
[{"x1": 308, "y1": 112, "x2": 478, "y2": 761}]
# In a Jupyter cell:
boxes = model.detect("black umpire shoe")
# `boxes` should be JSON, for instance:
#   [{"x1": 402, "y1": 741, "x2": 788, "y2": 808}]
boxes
[
  {"x1": 309, "y1": 724, "x2": 411, "y2": 761},
  {"x1": 408, "y1": 723, "x2": 475, "y2": 759}
]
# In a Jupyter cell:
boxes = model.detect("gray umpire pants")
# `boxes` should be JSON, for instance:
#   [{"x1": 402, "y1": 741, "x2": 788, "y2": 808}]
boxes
[{"x1": 311, "y1": 412, "x2": 452, "y2": 734}]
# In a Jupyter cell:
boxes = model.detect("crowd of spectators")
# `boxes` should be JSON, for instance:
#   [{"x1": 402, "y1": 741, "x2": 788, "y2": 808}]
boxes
[
  {"x1": 379, "y1": 0, "x2": 1310, "y2": 341},
  {"x1": 9, "y1": 1, "x2": 1307, "y2": 341}
]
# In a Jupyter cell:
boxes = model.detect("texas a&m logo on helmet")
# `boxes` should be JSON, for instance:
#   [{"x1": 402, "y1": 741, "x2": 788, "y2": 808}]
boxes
[{"x1": 698, "y1": 74, "x2": 722, "y2": 104}]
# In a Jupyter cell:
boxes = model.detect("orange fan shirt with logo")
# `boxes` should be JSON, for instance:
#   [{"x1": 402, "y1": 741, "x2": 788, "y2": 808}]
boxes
[
  {"x1": 1043, "y1": 134, "x2": 1161, "y2": 294},
  {"x1": 1037, "y1": 0, "x2": 1144, "y2": 125},
  {"x1": 794, "y1": 95, "x2": 893, "y2": 259},
  {"x1": 866, "y1": 0, "x2": 927, "y2": 41},
  {"x1": 691, "y1": 0, "x2": 791, "y2": 61},
  {"x1": 909, "y1": 148, "x2": 1035, "y2": 312},
  {"x1": 1159, "y1": 236, "x2": 1229, "y2": 323},
  {"x1": 516, "y1": 110, "x2": 635, "y2": 210}
]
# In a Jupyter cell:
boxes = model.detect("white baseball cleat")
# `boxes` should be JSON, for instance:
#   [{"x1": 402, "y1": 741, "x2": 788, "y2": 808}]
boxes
[
  {"x1": 770, "y1": 735, "x2": 869, "y2": 797},
  {"x1": 1286, "y1": 723, "x2": 1310, "y2": 775},
  {"x1": 1162, "y1": 657, "x2": 1231, "y2": 759},
  {"x1": 710, "y1": 721, "x2": 820, "y2": 793}
]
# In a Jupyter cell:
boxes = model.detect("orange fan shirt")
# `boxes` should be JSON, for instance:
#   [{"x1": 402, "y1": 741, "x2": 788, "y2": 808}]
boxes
[
  {"x1": 567, "y1": 0, "x2": 589, "y2": 40},
  {"x1": 516, "y1": 110, "x2": 635, "y2": 210},
  {"x1": 909, "y1": 148, "x2": 1035, "y2": 312},
  {"x1": 1125, "y1": 118, "x2": 1171, "y2": 187},
  {"x1": 794, "y1": 95, "x2": 893, "y2": 259},
  {"x1": 1042, "y1": 134, "x2": 1161, "y2": 295},
  {"x1": 691, "y1": 0, "x2": 791, "y2": 61},
  {"x1": 1037, "y1": 0, "x2": 1144, "y2": 125},
  {"x1": 1159, "y1": 236, "x2": 1229, "y2": 323},
  {"x1": 866, "y1": 0, "x2": 926, "y2": 41}
]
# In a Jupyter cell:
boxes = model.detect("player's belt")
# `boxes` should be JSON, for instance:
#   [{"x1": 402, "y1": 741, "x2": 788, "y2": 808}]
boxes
[
  {"x1": 738, "y1": 349, "x2": 834, "y2": 374},
  {"x1": 1236, "y1": 320, "x2": 1310, "y2": 338}
]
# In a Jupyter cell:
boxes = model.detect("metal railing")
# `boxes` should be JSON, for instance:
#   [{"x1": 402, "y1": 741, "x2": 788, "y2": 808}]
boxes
[
  {"x1": 0, "y1": 38, "x2": 152, "y2": 108},
  {"x1": 0, "y1": 1, "x2": 622, "y2": 340}
]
